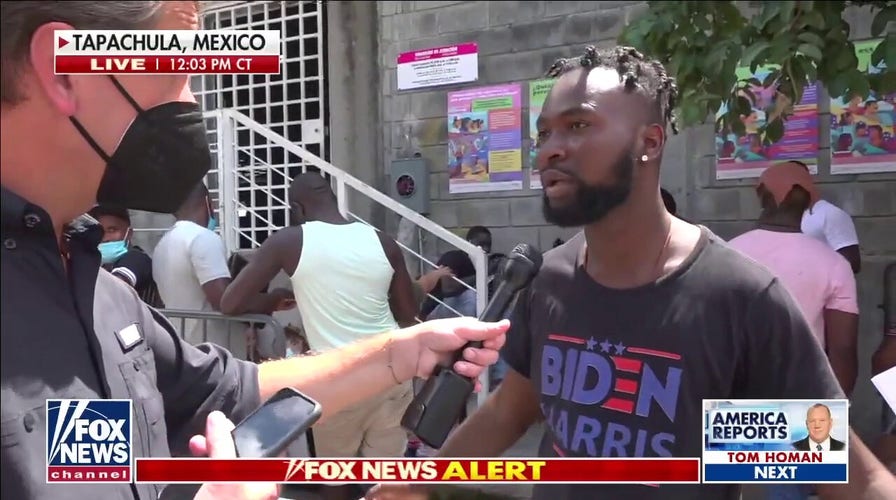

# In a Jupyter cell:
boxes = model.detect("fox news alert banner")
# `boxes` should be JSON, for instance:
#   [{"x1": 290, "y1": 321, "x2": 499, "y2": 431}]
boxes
[
  {"x1": 702, "y1": 399, "x2": 849, "y2": 484},
  {"x1": 53, "y1": 30, "x2": 281, "y2": 75},
  {"x1": 47, "y1": 399, "x2": 701, "y2": 485},
  {"x1": 135, "y1": 457, "x2": 701, "y2": 484}
]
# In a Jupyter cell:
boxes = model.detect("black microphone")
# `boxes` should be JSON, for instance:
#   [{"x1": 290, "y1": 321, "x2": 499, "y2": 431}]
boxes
[{"x1": 401, "y1": 243, "x2": 543, "y2": 449}]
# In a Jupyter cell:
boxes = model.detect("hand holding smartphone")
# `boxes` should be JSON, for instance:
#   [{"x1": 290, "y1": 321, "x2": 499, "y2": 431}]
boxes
[{"x1": 231, "y1": 387, "x2": 323, "y2": 458}]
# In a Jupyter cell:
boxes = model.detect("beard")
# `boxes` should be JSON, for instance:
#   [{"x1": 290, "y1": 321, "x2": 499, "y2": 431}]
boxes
[{"x1": 541, "y1": 148, "x2": 635, "y2": 228}]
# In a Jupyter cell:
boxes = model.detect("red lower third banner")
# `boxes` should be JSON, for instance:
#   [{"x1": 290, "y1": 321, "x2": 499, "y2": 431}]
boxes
[
  {"x1": 135, "y1": 458, "x2": 701, "y2": 484},
  {"x1": 54, "y1": 55, "x2": 281, "y2": 74}
]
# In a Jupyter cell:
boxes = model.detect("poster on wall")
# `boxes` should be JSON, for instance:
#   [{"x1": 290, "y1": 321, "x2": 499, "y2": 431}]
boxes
[
  {"x1": 830, "y1": 39, "x2": 896, "y2": 174},
  {"x1": 447, "y1": 83, "x2": 524, "y2": 193},
  {"x1": 397, "y1": 43, "x2": 479, "y2": 91},
  {"x1": 528, "y1": 79, "x2": 556, "y2": 190},
  {"x1": 715, "y1": 66, "x2": 820, "y2": 180}
]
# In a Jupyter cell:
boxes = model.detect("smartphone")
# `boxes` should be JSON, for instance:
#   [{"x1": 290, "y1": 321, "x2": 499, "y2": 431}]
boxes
[{"x1": 231, "y1": 387, "x2": 323, "y2": 458}]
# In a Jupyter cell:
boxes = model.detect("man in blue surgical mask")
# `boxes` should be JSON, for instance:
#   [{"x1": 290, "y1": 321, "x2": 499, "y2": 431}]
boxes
[{"x1": 89, "y1": 205, "x2": 162, "y2": 307}]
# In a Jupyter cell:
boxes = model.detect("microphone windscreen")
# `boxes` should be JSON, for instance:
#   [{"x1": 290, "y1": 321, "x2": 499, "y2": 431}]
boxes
[
  {"x1": 499, "y1": 243, "x2": 543, "y2": 291},
  {"x1": 511, "y1": 243, "x2": 543, "y2": 271}
]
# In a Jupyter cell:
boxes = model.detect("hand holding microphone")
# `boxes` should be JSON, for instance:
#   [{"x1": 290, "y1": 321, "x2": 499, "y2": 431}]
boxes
[{"x1": 401, "y1": 243, "x2": 543, "y2": 449}]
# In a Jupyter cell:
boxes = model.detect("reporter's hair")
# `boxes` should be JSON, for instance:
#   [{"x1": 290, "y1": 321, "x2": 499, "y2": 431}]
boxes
[{"x1": 1, "y1": 1, "x2": 166, "y2": 104}]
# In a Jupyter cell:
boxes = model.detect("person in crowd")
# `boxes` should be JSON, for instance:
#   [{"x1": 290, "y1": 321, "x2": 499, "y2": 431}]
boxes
[
  {"x1": 367, "y1": 44, "x2": 894, "y2": 500},
  {"x1": 220, "y1": 172, "x2": 419, "y2": 500},
  {"x1": 871, "y1": 273, "x2": 896, "y2": 472},
  {"x1": 873, "y1": 342, "x2": 896, "y2": 474},
  {"x1": 426, "y1": 250, "x2": 478, "y2": 321},
  {"x1": 463, "y1": 226, "x2": 513, "y2": 389},
  {"x1": 729, "y1": 163, "x2": 859, "y2": 395},
  {"x1": 413, "y1": 264, "x2": 454, "y2": 311},
  {"x1": 88, "y1": 204, "x2": 163, "y2": 307},
  {"x1": 0, "y1": 3, "x2": 509, "y2": 500},
  {"x1": 788, "y1": 161, "x2": 862, "y2": 273},
  {"x1": 419, "y1": 226, "x2": 504, "y2": 320},
  {"x1": 283, "y1": 323, "x2": 311, "y2": 358},
  {"x1": 466, "y1": 225, "x2": 508, "y2": 294},
  {"x1": 153, "y1": 182, "x2": 294, "y2": 359},
  {"x1": 228, "y1": 252, "x2": 285, "y2": 362}
]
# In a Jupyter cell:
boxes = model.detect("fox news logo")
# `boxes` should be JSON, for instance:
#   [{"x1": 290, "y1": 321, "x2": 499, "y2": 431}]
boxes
[{"x1": 46, "y1": 399, "x2": 132, "y2": 483}]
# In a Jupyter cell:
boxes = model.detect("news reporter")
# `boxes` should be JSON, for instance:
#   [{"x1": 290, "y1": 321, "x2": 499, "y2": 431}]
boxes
[{"x1": 0, "y1": 2, "x2": 507, "y2": 500}]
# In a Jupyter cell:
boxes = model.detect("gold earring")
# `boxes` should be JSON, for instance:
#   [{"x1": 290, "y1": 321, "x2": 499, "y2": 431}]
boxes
[{"x1": 641, "y1": 155, "x2": 649, "y2": 162}]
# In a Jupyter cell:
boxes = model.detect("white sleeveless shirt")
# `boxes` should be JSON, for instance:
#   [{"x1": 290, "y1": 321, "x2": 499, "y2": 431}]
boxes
[{"x1": 289, "y1": 221, "x2": 398, "y2": 352}]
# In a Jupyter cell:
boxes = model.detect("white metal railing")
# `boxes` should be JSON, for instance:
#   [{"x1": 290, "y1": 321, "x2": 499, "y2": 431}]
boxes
[{"x1": 210, "y1": 108, "x2": 493, "y2": 400}]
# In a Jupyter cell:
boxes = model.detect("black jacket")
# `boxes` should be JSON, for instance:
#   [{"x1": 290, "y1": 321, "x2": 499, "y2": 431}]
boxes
[{"x1": 105, "y1": 246, "x2": 164, "y2": 308}]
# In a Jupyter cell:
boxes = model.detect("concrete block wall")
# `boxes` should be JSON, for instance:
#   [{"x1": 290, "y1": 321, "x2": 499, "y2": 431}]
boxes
[{"x1": 378, "y1": 1, "x2": 896, "y2": 438}]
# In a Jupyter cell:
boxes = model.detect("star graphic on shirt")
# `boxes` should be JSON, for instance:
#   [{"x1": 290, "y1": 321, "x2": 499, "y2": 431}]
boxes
[
  {"x1": 614, "y1": 342, "x2": 626, "y2": 354},
  {"x1": 599, "y1": 339, "x2": 613, "y2": 353},
  {"x1": 585, "y1": 337, "x2": 597, "y2": 351}
]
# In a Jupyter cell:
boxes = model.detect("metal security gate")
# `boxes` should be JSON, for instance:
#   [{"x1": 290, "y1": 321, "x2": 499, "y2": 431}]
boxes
[{"x1": 192, "y1": 0, "x2": 328, "y2": 251}]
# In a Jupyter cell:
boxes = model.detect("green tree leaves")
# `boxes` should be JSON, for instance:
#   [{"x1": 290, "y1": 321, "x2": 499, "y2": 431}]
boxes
[{"x1": 619, "y1": 2, "x2": 894, "y2": 144}]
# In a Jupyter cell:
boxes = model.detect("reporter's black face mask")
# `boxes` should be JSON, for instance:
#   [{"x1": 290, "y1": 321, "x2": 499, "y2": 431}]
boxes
[{"x1": 70, "y1": 76, "x2": 211, "y2": 214}]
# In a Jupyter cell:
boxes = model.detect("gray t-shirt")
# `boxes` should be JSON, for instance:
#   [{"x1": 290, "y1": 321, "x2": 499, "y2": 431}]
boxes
[{"x1": 500, "y1": 228, "x2": 844, "y2": 500}]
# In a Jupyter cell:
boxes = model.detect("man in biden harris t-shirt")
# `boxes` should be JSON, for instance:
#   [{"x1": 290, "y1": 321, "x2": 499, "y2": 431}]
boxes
[{"x1": 366, "y1": 44, "x2": 895, "y2": 500}]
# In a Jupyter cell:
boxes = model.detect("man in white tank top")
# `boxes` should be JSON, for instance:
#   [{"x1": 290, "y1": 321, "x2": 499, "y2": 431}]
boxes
[{"x1": 221, "y1": 173, "x2": 418, "y2": 498}]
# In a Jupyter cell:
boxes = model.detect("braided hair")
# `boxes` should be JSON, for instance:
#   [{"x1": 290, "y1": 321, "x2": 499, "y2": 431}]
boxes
[{"x1": 546, "y1": 45, "x2": 679, "y2": 134}]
